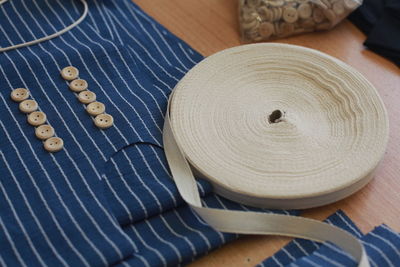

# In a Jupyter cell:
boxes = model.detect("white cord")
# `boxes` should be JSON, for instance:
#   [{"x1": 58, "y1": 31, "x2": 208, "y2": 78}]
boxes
[{"x1": 0, "y1": 0, "x2": 88, "y2": 52}]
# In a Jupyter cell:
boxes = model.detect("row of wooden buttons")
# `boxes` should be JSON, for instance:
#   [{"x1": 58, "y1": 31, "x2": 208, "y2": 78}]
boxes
[
  {"x1": 11, "y1": 88, "x2": 63, "y2": 153},
  {"x1": 60, "y1": 66, "x2": 114, "y2": 129}
]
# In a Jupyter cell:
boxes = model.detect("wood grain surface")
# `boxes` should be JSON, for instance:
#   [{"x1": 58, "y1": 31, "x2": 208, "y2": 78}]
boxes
[{"x1": 133, "y1": 1, "x2": 400, "y2": 266}]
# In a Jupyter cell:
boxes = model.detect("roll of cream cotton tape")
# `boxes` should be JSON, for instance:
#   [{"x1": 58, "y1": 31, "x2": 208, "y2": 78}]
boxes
[{"x1": 163, "y1": 44, "x2": 389, "y2": 267}]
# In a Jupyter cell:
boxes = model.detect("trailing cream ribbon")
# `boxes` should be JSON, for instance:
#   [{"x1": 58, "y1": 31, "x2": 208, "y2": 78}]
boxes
[
  {"x1": 163, "y1": 44, "x2": 389, "y2": 267},
  {"x1": 0, "y1": 0, "x2": 88, "y2": 52}
]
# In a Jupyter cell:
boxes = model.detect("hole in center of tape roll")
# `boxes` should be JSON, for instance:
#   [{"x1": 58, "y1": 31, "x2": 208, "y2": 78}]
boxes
[{"x1": 268, "y1": 110, "x2": 284, "y2": 124}]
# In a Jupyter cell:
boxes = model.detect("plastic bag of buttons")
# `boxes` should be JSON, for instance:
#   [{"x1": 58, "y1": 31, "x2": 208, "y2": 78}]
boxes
[{"x1": 239, "y1": 0, "x2": 362, "y2": 42}]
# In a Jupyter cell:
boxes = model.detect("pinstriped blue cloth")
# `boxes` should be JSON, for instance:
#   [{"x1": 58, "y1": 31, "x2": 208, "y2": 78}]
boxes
[
  {"x1": 0, "y1": 1, "x2": 398, "y2": 267},
  {"x1": 258, "y1": 211, "x2": 400, "y2": 267},
  {"x1": 0, "y1": 1, "x2": 295, "y2": 266}
]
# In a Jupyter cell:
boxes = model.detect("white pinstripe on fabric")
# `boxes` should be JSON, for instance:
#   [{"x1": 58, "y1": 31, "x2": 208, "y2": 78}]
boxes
[
  {"x1": 368, "y1": 231, "x2": 400, "y2": 257},
  {"x1": 0, "y1": 23, "x2": 133, "y2": 261}
]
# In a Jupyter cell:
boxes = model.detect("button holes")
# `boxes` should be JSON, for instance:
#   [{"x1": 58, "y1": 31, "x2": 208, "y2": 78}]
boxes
[
  {"x1": 100, "y1": 119, "x2": 103, "y2": 121},
  {"x1": 105, "y1": 120, "x2": 108, "y2": 123},
  {"x1": 36, "y1": 114, "x2": 40, "y2": 117}
]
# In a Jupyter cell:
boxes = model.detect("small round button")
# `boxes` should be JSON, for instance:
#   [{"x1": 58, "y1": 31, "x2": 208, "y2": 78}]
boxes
[
  {"x1": 298, "y1": 3, "x2": 312, "y2": 19},
  {"x1": 333, "y1": 1, "x2": 345, "y2": 15},
  {"x1": 86, "y1": 101, "x2": 105, "y2": 116},
  {"x1": 344, "y1": 0, "x2": 358, "y2": 9},
  {"x1": 282, "y1": 7, "x2": 298, "y2": 23},
  {"x1": 69, "y1": 79, "x2": 88, "y2": 92},
  {"x1": 61, "y1": 66, "x2": 79, "y2": 81},
  {"x1": 313, "y1": 8, "x2": 325, "y2": 23},
  {"x1": 27, "y1": 111, "x2": 46, "y2": 126},
  {"x1": 280, "y1": 22, "x2": 295, "y2": 36},
  {"x1": 35, "y1": 125, "x2": 55, "y2": 140},
  {"x1": 78, "y1": 91, "x2": 96, "y2": 104},
  {"x1": 258, "y1": 22, "x2": 274, "y2": 38},
  {"x1": 323, "y1": 8, "x2": 336, "y2": 22},
  {"x1": 94, "y1": 114, "x2": 114, "y2": 129},
  {"x1": 44, "y1": 137, "x2": 64, "y2": 152},
  {"x1": 268, "y1": 0, "x2": 284, "y2": 7},
  {"x1": 19, "y1": 99, "x2": 38, "y2": 113},
  {"x1": 11, "y1": 88, "x2": 30, "y2": 102}
]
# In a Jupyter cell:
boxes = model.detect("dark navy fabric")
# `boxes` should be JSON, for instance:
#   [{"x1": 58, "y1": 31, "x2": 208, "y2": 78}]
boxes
[
  {"x1": 348, "y1": 0, "x2": 400, "y2": 66},
  {"x1": 0, "y1": 1, "x2": 397, "y2": 267},
  {"x1": 0, "y1": 1, "x2": 296, "y2": 266},
  {"x1": 259, "y1": 210, "x2": 400, "y2": 267}
]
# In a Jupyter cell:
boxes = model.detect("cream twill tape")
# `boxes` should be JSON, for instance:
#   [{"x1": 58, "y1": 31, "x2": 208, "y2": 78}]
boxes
[{"x1": 163, "y1": 43, "x2": 389, "y2": 267}]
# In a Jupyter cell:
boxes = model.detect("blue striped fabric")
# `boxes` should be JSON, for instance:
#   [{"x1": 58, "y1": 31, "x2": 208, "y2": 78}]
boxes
[
  {"x1": 0, "y1": 1, "x2": 296, "y2": 266},
  {"x1": 0, "y1": 1, "x2": 398, "y2": 267},
  {"x1": 259, "y1": 211, "x2": 400, "y2": 267}
]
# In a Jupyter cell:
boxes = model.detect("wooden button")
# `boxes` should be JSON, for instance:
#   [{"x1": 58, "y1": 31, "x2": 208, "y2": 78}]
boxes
[
  {"x1": 301, "y1": 18, "x2": 316, "y2": 29},
  {"x1": 11, "y1": 88, "x2": 30, "y2": 102},
  {"x1": 19, "y1": 100, "x2": 38, "y2": 113},
  {"x1": 27, "y1": 111, "x2": 46, "y2": 126},
  {"x1": 258, "y1": 22, "x2": 274, "y2": 38},
  {"x1": 44, "y1": 137, "x2": 64, "y2": 152},
  {"x1": 258, "y1": 6, "x2": 273, "y2": 21},
  {"x1": 323, "y1": 8, "x2": 336, "y2": 22},
  {"x1": 35, "y1": 125, "x2": 55, "y2": 140},
  {"x1": 69, "y1": 79, "x2": 88, "y2": 92},
  {"x1": 267, "y1": 0, "x2": 284, "y2": 7},
  {"x1": 242, "y1": 18, "x2": 260, "y2": 31},
  {"x1": 272, "y1": 7, "x2": 283, "y2": 21},
  {"x1": 298, "y1": 3, "x2": 312, "y2": 19},
  {"x1": 344, "y1": 0, "x2": 359, "y2": 9},
  {"x1": 94, "y1": 114, "x2": 113, "y2": 129},
  {"x1": 333, "y1": 0, "x2": 345, "y2": 15},
  {"x1": 320, "y1": 0, "x2": 331, "y2": 8},
  {"x1": 61, "y1": 66, "x2": 79, "y2": 81},
  {"x1": 246, "y1": 0, "x2": 261, "y2": 8},
  {"x1": 280, "y1": 22, "x2": 295, "y2": 36},
  {"x1": 86, "y1": 101, "x2": 105, "y2": 116},
  {"x1": 78, "y1": 91, "x2": 96, "y2": 104},
  {"x1": 312, "y1": 7, "x2": 324, "y2": 23},
  {"x1": 282, "y1": 7, "x2": 298, "y2": 23}
]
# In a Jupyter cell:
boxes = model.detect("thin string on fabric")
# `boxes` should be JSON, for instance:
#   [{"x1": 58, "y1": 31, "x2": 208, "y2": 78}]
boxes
[
  {"x1": 164, "y1": 44, "x2": 389, "y2": 267},
  {"x1": 0, "y1": 0, "x2": 88, "y2": 52}
]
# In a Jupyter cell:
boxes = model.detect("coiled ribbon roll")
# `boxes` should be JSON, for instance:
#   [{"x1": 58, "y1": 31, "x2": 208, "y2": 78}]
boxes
[{"x1": 163, "y1": 43, "x2": 389, "y2": 267}]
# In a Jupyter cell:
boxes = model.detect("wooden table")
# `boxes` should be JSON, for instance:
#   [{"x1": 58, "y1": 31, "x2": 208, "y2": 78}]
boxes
[{"x1": 134, "y1": 1, "x2": 400, "y2": 266}]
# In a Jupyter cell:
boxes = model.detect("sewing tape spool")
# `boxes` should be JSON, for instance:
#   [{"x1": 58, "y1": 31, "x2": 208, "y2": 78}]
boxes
[{"x1": 164, "y1": 44, "x2": 389, "y2": 267}]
